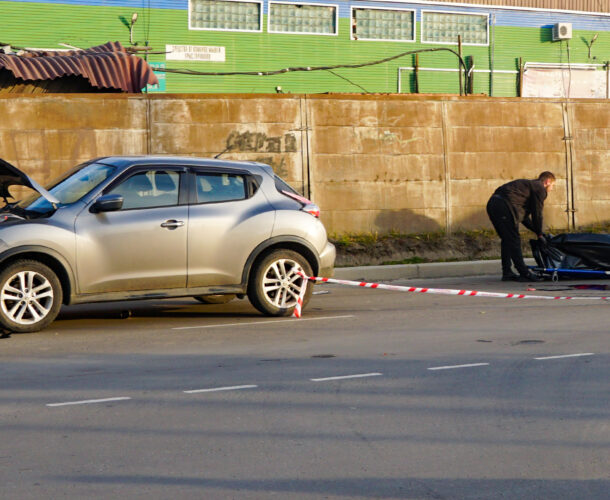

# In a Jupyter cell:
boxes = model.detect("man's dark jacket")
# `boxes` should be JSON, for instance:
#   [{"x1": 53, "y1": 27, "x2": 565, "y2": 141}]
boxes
[{"x1": 492, "y1": 179, "x2": 547, "y2": 235}]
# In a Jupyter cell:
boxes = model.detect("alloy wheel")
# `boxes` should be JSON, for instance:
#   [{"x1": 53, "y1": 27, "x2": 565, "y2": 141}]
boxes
[
  {"x1": 261, "y1": 258, "x2": 305, "y2": 308},
  {"x1": 0, "y1": 271, "x2": 55, "y2": 325}
]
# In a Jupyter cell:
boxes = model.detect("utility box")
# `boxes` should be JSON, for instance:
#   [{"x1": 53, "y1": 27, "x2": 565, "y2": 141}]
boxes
[{"x1": 552, "y1": 23, "x2": 572, "y2": 41}]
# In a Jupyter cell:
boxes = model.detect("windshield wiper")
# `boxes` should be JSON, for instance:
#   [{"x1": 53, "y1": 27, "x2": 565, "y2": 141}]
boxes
[{"x1": 1, "y1": 201, "x2": 18, "y2": 213}]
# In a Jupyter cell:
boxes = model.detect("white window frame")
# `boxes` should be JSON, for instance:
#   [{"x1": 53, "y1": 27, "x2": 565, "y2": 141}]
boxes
[
  {"x1": 421, "y1": 10, "x2": 489, "y2": 47},
  {"x1": 188, "y1": 0, "x2": 263, "y2": 33},
  {"x1": 397, "y1": 66, "x2": 518, "y2": 93},
  {"x1": 268, "y1": 1, "x2": 339, "y2": 36},
  {"x1": 350, "y1": 6, "x2": 415, "y2": 43}
]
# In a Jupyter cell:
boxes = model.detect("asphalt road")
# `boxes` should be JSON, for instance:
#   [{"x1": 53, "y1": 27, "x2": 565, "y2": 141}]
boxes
[{"x1": 0, "y1": 275, "x2": 608, "y2": 499}]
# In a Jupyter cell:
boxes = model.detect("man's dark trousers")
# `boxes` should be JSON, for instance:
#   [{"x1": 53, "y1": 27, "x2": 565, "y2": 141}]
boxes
[{"x1": 486, "y1": 195, "x2": 529, "y2": 276}]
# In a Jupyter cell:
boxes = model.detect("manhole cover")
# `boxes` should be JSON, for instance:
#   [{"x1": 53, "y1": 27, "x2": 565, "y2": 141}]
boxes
[
  {"x1": 513, "y1": 340, "x2": 545, "y2": 345},
  {"x1": 311, "y1": 354, "x2": 336, "y2": 358}
]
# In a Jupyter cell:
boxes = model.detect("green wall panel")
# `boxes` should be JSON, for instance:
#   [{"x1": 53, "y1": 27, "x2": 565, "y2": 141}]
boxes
[
  {"x1": 2, "y1": 1, "x2": 609, "y2": 96},
  {"x1": 491, "y1": 73, "x2": 519, "y2": 97}
]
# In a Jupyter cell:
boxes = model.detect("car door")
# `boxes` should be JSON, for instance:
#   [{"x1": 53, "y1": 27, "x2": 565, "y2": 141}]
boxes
[
  {"x1": 187, "y1": 168, "x2": 275, "y2": 287},
  {"x1": 74, "y1": 167, "x2": 188, "y2": 294}
]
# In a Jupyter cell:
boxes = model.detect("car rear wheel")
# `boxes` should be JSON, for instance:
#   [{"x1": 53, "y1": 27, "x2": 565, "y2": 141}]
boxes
[
  {"x1": 0, "y1": 260, "x2": 63, "y2": 333},
  {"x1": 193, "y1": 294, "x2": 236, "y2": 304},
  {"x1": 247, "y1": 249, "x2": 313, "y2": 317}
]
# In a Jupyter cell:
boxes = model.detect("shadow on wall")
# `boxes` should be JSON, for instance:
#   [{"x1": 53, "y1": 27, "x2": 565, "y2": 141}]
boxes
[
  {"x1": 451, "y1": 208, "x2": 492, "y2": 232},
  {"x1": 452, "y1": 205, "x2": 573, "y2": 234},
  {"x1": 372, "y1": 207, "x2": 497, "y2": 235},
  {"x1": 374, "y1": 209, "x2": 442, "y2": 234}
]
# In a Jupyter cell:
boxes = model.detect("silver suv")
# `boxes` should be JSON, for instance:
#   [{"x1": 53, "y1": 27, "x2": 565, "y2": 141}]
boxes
[{"x1": 0, "y1": 157, "x2": 335, "y2": 333}]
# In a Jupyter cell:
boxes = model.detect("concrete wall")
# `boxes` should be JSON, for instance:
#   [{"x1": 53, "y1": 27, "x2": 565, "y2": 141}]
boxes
[{"x1": 0, "y1": 93, "x2": 608, "y2": 235}]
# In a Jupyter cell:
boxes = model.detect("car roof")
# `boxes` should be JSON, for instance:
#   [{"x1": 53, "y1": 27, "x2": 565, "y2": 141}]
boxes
[{"x1": 94, "y1": 156, "x2": 272, "y2": 173}]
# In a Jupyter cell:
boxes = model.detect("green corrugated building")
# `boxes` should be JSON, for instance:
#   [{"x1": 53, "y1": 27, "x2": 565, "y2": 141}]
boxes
[{"x1": 1, "y1": 0, "x2": 609, "y2": 96}]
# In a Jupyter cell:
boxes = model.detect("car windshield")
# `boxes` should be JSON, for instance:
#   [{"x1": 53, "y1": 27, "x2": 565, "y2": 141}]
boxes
[{"x1": 17, "y1": 162, "x2": 116, "y2": 214}]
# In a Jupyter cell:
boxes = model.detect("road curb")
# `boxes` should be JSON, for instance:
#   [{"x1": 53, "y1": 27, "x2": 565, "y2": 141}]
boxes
[{"x1": 334, "y1": 259, "x2": 536, "y2": 282}]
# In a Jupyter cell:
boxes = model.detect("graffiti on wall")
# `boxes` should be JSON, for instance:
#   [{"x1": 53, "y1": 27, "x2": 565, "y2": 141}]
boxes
[
  {"x1": 223, "y1": 130, "x2": 299, "y2": 178},
  {"x1": 225, "y1": 131, "x2": 298, "y2": 154}
]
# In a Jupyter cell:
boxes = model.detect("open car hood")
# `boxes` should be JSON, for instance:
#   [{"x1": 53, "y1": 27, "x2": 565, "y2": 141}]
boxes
[{"x1": 0, "y1": 158, "x2": 60, "y2": 205}]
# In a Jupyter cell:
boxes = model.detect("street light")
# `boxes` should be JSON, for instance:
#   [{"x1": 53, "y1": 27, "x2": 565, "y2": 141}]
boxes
[{"x1": 130, "y1": 12, "x2": 138, "y2": 45}]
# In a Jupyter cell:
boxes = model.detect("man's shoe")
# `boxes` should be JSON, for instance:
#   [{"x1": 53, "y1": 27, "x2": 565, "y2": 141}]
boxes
[
  {"x1": 518, "y1": 272, "x2": 543, "y2": 282},
  {"x1": 501, "y1": 273, "x2": 520, "y2": 281}
]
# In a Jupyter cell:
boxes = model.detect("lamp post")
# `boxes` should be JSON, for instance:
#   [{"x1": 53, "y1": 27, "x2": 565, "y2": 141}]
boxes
[{"x1": 130, "y1": 12, "x2": 138, "y2": 45}]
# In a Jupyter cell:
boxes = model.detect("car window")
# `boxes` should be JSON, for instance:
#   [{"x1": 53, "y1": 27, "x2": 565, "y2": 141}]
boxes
[
  {"x1": 109, "y1": 170, "x2": 180, "y2": 210},
  {"x1": 274, "y1": 174, "x2": 300, "y2": 196},
  {"x1": 196, "y1": 173, "x2": 246, "y2": 204},
  {"x1": 17, "y1": 162, "x2": 115, "y2": 214}
]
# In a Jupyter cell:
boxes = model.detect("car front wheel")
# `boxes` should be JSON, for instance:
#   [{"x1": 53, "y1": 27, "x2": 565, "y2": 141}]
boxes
[
  {"x1": 247, "y1": 249, "x2": 313, "y2": 317},
  {"x1": 0, "y1": 260, "x2": 63, "y2": 333}
]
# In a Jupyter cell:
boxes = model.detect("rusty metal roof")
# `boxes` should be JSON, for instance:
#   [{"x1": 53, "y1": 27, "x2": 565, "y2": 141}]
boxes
[
  {"x1": 0, "y1": 41, "x2": 158, "y2": 93},
  {"x1": 434, "y1": 0, "x2": 608, "y2": 12}
]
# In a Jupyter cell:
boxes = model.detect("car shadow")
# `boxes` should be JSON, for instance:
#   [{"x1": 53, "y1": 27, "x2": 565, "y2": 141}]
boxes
[{"x1": 55, "y1": 298, "x2": 260, "y2": 323}]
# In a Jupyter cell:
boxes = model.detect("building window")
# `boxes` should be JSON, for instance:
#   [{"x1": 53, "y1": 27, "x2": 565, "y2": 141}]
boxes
[
  {"x1": 269, "y1": 2, "x2": 338, "y2": 35},
  {"x1": 422, "y1": 11, "x2": 488, "y2": 45},
  {"x1": 190, "y1": 0, "x2": 262, "y2": 32},
  {"x1": 352, "y1": 7, "x2": 415, "y2": 42}
]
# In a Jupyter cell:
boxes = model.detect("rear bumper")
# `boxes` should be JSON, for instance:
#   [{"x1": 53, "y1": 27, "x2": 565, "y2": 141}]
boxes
[{"x1": 318, "y1": 241, "x2": 335, "y2": 278}]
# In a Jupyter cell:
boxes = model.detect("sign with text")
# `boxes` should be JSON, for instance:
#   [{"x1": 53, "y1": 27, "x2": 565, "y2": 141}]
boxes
[{"x1": 166, "y1": 45, "x2": 225, "y2": 62}]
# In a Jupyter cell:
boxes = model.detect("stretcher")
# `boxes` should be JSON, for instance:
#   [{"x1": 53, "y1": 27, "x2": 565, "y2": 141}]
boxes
[{"x1": 529, "y1": 233, "x2": 610, "y2": 281}]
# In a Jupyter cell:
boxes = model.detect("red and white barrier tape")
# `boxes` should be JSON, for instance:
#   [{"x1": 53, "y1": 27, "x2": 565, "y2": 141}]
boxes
[
  {"x1": 291, "y1": 273, "x2": 308, "y2": 318},
  {"x1": 292, "y1": 273, "x2": 609, "y2": 318}
]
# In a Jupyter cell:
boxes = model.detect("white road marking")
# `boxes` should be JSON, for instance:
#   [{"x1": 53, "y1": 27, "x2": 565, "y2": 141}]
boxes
[
  {"x1": 428, "y1": 363, "x2": 490, "y2": 371},
  {"x1": 184, "y1": 384, "x2": 258, "y2": 394},
  {"x1": 173, "y1": 315, "x2": 354, "y2": 330},
  {"x1": 46, "y1": 397, "x2": 131, "y2": 407},
  {"x1": 310, "y1": 372, "x2": 382, "y2": 382},
  {"x1": 534, "y1": 353, "x2": 594, "y2": 360}
]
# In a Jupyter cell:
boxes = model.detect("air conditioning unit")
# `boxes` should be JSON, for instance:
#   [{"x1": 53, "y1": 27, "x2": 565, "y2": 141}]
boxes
[{"x1": 552, "y1": 23, "x2": 572, "y2": 41}]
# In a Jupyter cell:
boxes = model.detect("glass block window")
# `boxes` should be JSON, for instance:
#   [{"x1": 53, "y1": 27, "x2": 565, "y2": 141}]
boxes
[
  {"x1": 269, "y1": 3, "x2": 337, "y2": 35},
  {"x1": 190, "y1": 0, "x2": 262, "y2": 31},
  {"x1": 422, "y1": 11, "x2": 488, "y2": 45},
  {"x1": 352, "y1": 8, "x2": 415, "y2": 42}
]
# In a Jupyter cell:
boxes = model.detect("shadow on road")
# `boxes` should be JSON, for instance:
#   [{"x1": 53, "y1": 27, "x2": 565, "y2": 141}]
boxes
[{"x1": 55, "y1": 297, "x2": 259, "y2": 323}]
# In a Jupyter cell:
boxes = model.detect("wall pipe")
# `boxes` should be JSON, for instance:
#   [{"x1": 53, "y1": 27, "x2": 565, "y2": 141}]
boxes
[{"x1": 490, "y1": 14, "x2": 495, "y2": 97}]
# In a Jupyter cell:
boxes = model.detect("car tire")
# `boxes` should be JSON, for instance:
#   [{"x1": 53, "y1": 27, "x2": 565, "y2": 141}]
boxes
[
  {"x1": 247, "y1": 249, "x2": 313, "y2": 317},
  {"x1": 0, "y1": 260, "x2": 63, "y2": 333},
  {"x1": 193, "y1": 294, "x2": 236, "y2": 304}
]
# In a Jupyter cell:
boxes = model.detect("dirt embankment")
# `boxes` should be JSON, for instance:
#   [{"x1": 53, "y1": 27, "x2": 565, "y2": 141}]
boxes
[
  {"x1": 331, "y1": 225, "x2": 610, "y2": 267},
  {"x1": 331, "y1": 231, "x2": 502, "y2": 267}
]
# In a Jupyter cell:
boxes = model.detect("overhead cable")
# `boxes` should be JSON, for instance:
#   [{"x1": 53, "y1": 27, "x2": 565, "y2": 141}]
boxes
[{"x1": 158, "y1": 47, "x2": 467, "y2": 89}]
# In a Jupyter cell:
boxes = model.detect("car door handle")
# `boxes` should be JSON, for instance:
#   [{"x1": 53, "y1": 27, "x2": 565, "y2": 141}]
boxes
[{"x1": 160, "y1": 219, "x2": 184, "y2": 229}]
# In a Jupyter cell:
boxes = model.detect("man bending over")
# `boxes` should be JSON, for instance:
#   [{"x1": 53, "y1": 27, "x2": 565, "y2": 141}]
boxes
[{"x1": 486, "y1": 171, "x2": 556, "y2": 282}]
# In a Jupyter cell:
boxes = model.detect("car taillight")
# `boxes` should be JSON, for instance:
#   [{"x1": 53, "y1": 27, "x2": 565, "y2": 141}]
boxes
[{"x1": 281, "y1": 190, "x2": 320, "y2": 218}]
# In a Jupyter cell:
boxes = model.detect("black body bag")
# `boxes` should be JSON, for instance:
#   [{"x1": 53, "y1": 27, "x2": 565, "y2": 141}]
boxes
[{"x1": 530, "y1": 233, "x2": 610, "y2": 271}]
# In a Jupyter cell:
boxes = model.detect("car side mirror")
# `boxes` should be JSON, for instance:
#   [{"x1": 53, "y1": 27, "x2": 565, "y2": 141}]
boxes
[{"x1": 90, "y1": 194, "x2": 123, "y2": 213}]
